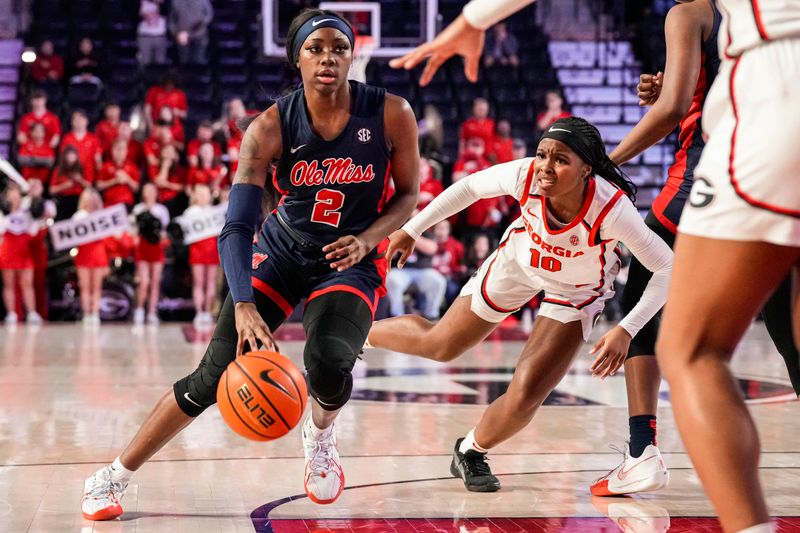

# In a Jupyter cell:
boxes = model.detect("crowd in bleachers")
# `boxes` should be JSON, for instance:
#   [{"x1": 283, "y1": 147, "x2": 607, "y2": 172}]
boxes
[{"x1": 1, "y1": 1, "x2": 569, "y2": 327}]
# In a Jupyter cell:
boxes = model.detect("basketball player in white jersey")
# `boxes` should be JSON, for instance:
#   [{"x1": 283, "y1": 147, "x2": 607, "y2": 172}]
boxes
[
  {"x1": 656, "y1": 4, "x2": 800, "y2": 533},
  {"x1": 365, "y1": 117, "x2": 673, "y2": 492}
]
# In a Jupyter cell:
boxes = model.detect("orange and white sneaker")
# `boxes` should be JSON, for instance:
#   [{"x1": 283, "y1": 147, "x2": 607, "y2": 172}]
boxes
[
  {"x1": 302, "y1": 417, "x2": 345, "y2": 504},
  {"x1": 81, "y1": 465, "x2": 127, "y2": 520},
  {"x1": 590, "y1": 444, "x2": 669, "y2": 496}
]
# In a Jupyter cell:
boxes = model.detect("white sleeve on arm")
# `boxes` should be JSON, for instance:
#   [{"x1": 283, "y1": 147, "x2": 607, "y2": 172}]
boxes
[
  {"x1": 402, "y1": 158, "x2": 531, "y2": 239},
  {"x1": 462, "y1": 0, "x2": 537, "y2": 30},
  {"x1": 602, "y1": 199, "x2": 674, "y2": 338}
]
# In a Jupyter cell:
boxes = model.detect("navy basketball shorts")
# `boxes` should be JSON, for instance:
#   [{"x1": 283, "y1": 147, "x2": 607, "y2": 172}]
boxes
[{"x1": 251, "y1": 217, "x2": 388, "y2": 322}]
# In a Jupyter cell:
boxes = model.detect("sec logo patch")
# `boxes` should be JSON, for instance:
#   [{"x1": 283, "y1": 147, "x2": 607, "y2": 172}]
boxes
[{"x1": 356, "y1": 128, "x2": 372, "y2": 144}]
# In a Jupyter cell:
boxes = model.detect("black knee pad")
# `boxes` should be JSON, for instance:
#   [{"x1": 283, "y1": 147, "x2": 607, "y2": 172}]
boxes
[{"x1": 303, "y1": 292, "x2": 371, "y2": 411}]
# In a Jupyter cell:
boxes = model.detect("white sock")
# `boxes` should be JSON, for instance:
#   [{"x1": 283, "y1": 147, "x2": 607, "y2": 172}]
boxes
[
  {"x1": 304, "y1": 415, "x2": 332, "y2": 439},
  {"x1": 737, "y1": 524, "x2": 774, "y2": 533},
  {"x1": 459, "y1": 428, "x2": 488, "y2": 454},
  {"x1": 363, "y1": 336, "x2": 373, "y2": 349},
  {"x1": 109, "y1": 457, "x2": 135, "y2": 483}
]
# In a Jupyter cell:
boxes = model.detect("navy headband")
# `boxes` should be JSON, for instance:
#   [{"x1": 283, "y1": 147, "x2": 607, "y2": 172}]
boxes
[
  {"x1": 539, "y1": 124, "x2": 595, "y2": 166},
  {"x1": 292, "y1": 15, "x2": 355, "y2": 63}
]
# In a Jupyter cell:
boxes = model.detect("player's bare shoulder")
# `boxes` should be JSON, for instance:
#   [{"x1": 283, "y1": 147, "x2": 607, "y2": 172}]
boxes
[
  {"x1": 383, "y1": 92, "x2": 417, "y2": 148},
  {"x1": 666, "y1": 0, "x2": 713, "y2": 34},
  {"x1": 235, "y1": 105, "x2": 283, "y2": 186}
]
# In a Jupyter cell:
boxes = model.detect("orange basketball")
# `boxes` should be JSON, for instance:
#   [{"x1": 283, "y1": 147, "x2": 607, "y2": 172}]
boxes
[{"x1": 217, "y1": 351, "x2": 307, "y2": 441}]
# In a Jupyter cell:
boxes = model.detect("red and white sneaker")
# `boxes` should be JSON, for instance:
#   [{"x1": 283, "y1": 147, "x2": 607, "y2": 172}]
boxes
[
  {"x1": 302, "y1": 417, "x2": 345, "y2": 504},
  {"x1": 591, "y1": 444, "x2": 669, "y2": 496},
  {"x1": 81, "y1": 465, "x2": 127, "y2": 520}
]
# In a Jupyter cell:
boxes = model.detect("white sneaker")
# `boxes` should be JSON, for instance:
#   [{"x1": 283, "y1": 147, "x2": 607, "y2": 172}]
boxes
[
  {"x1": 26, "y1": 311, "x2": 43, "y2": 325},
  {"x1": 4, "y1": 312, "x2": 18, "y2": 325},
  {"x1": 133, "y1": 308, "x2": 145, "y2": 325},
  {"x1": 591, "y1": 444, "x2": 669, "y2": 496},
  {"x1": 193, "y1": 312, "x2": 204, "y2": 326},
  {"x1": 146, "y1": 312, "x2": 160, "y2": 325},
  {"x1": 591, "y1": 496, "x2": 671, "y2": 533},
  {"x1": 81, "y1": 465, "x2": 127, "y2": 521},
  {"x1": 302, "y1": 417, "x2": 345, "y2": 504}
]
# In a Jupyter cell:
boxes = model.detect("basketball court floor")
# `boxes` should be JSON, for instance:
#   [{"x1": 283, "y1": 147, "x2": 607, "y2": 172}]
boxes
[{"x1": 2, "y1": 318, "x2": 799, "y2": 532}]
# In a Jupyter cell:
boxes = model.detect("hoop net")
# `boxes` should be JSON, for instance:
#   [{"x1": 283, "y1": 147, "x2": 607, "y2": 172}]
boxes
[{"x1": 350, "y1": 35, "x2": 376, "y2": 83}]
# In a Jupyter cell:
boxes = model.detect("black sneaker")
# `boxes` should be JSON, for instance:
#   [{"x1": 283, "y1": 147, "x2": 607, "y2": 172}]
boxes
[{"x1": 449, "y1": 437, "x2": 501, "y2": 492}]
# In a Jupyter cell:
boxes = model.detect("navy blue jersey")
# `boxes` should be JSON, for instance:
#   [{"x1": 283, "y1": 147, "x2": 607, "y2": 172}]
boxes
[
  {"x1": 272, "y1": 81, "x2": 391, "y2": 247},
  {"x1": 653, "y1": 0, "x2": 721, "y2": 233}
]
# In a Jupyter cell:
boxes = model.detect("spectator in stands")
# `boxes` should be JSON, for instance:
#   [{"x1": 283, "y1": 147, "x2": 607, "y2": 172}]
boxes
[
  {"x1": 68, "y1": 37, "x2": 104, "y2": 88},
  {"x1": 483, "y1": 22, "x2": 519, "y2": 68},
  {"x1": 17, "y1": 123, "x2": 55, "y2": 182},
  {"x1": 30, "y1": 40, "x2": 64, "y2": 84},
  {"x1": 138, "y1": 0, "x2": 169, "y2": 66},
  {"x1": 73, "y1": 188, "x2": 109, "y2": 325},
  {"x1": 185, "y1": 184, "x2": 219, "y2": 326},
  {"x1": 169, "y1": 0, "x2": 214, "y2": 65},
  {"x1": 132, "y1": 182, "x2": 169, "y2": 325},
  {"x1": 187, "y1": 142, "x2": 227, "y2": 197},
  {"x1": 459, "y1": 97, "x2": 495, "y2": 154},
  {"x1": 512, "y1": 137, "x2": 527, "y2": 159},
  {"x1": 157, "y1": 106, "x2": 185, "y2": 149},
  {"x1": 17, "y1": 90, "x2": 60, "y2": 148},
  {"x1": 115, "y1": 121, "x2": 144, "y2": 167},
  {"x1": 95, "y1": 102, "x2": 122, "y2": 157},
  {"x1": 0, "y1": 185, "x2": 43, "y2": 325},
  {"x1": 50, "y1": 145, "x2": 91, "y2": 220},
  {"x1": 417, "y1": 157, "x2": 444, "y2": 210},
  {"x1": 224, "y1": 97, "x2": 247, "y2": 141},
  {"x1": 96, "y1": 139, "x2": 140, "y2": 209},
  {"x1": 144, "y1": 123, "x2": 174, "y2": 179},
  {"x1": 431, "y1": 219, "x2": 466, "y2": 305},
  {"x1": 465, "y1": 232, "x2": 492, "y2": 280},
  {"x1": 153, "y1": 144, "x2": 186, "y2": 216},
  {"x1": 187, "y1": 120, "x2": 221, "y2": 167},
  {"x1": 488, "y1": 118, "x2": 514, "y2": 164},
  {"x1": 60, "y1": 109, "x2": 102, "y2": 183},
  {"x1": 455, "y1": 138, "x2": 506, "y2": 234},
  {"x1": 385, "y1": 228, "x2": 447, "y2": 320},
  {"x1": 536, "y1": 89, "x2": 571, "y2": 131},
  {"x1": 144, "y1": 72, "x2": 188, "y2": 130}
]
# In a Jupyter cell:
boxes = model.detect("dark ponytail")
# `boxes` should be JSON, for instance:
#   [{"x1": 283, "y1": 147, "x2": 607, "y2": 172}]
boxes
[{"x1": 546, "y1": 117, "x2": 637, "y2": 201}]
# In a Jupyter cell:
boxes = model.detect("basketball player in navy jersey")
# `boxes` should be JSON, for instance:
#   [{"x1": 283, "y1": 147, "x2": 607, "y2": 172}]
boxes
[
  {"x1": 589, "y1": 0, "x2": 800, "y2": 498},
  {"x1": 81, "y1": 9, "x2": 420, "y2": 520}
]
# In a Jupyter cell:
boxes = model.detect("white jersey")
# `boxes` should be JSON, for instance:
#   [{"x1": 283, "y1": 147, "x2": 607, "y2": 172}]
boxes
[
  {"x1": 403, "y1": 158, "x2": 673, "y2": 339},
  {"x1": 719, "y1": 0, "x2": 800, "y2": 57}
]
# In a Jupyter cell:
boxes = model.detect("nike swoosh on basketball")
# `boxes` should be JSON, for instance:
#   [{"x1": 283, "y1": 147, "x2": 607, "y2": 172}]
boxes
[
  {"x1": 617, "y1": 455, "x2": 658, "y2": 481},
  {"x1": 290, "y1": 144, "x2": 307, "y2": 154},
  {"x1": 183, "y1": 392, "x2": 202, "y2": 407},
  {"x1": 312, "y1": 19, "x2": 335, "y2": 26},
  {"x1": 260, "y1": 370, "x2": 291, "y2": 396}
]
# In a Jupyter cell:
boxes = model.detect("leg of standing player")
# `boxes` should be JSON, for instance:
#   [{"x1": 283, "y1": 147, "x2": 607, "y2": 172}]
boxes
[
  {"x1": 656, "y1": 235, "x2": 800, "y2": 532},
  {"x1": 761, "y1": 275, "x2": 800, "y2": 396}
]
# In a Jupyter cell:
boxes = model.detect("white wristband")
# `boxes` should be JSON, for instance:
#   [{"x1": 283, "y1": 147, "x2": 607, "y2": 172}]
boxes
[{"x1": 462, "y1": 0, "x2": 537, "y2": 31}]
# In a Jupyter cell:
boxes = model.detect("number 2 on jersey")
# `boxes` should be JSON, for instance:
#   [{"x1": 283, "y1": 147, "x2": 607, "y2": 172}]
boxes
[
  {"x1": 310, "y1": 189, "x2": 345, "y2": 227},
  {"x1": 530, "y1": 248, "x2": 562, "y2": 272}
]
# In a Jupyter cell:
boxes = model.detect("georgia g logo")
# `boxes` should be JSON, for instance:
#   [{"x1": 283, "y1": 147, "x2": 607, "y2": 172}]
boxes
[
  {"x1": 689, "y1": 176, "x2": 715, "y2": 209},
  {"x1": 356, "y1": 128, "x2": 372, "y2": 144}
]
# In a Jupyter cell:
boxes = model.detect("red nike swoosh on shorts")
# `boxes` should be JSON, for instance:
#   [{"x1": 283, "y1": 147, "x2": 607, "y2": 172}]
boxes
[{"x1": 617, "y1": 454, "x2": 658, "y2": 481}]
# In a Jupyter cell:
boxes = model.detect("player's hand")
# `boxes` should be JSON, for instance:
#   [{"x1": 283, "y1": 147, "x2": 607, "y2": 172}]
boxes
[
  {"x1": 389, "y1": 14, "x2": 485, "y2": 87},
  {"x1": 385, "y1": 229, "x2": 417, "y2": 271},
  {"x1": 323, "y1": 235, "x2": 370, "y2": 272},
  {"x1": 637, "y1": 72, "x2": 663, "y2": 106},
  {"x1": 589, "y1": 325, "x2": 632, "y2": 379},
  {"x1": 234, "y1": 302, "x2": 278, "y2": 356}
]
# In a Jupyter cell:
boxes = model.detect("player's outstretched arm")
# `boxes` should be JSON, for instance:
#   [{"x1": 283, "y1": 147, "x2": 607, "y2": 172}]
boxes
[
  {"x1": 609, "y1": 3, "x2": 706, "y2": 166},
  {"x1": 219, "y1": 107, "x2": 282, "y2": 355},
  {"x1": 324, "y1": 95, "x2": 420, "y2": 272},
  {"x1": 390, "y1": 0, "x2": 536, "y2": 86}
]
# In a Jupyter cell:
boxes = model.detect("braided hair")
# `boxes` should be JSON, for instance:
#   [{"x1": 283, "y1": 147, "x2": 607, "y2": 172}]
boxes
[{"x1": 544, "y1": 117, "x2": 637, "y2": 200}]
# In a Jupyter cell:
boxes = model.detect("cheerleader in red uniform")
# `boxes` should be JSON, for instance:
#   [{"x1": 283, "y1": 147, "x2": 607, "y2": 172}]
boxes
[
  {"x1": 131, "y1": 183, "x2": 169, "y2": 325},
  {"x1": 184, "y1": 184, "x2": 218, "y2": 326},
  {"x1": 0, "y1": 186, "x2": 42, "y2": 324},
  {"x1": 187, "y1": 142, "x2": 227, "y2": 199},
  {"x1": 73, "y1": 188, "x2": 109, "y2": 325}
]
